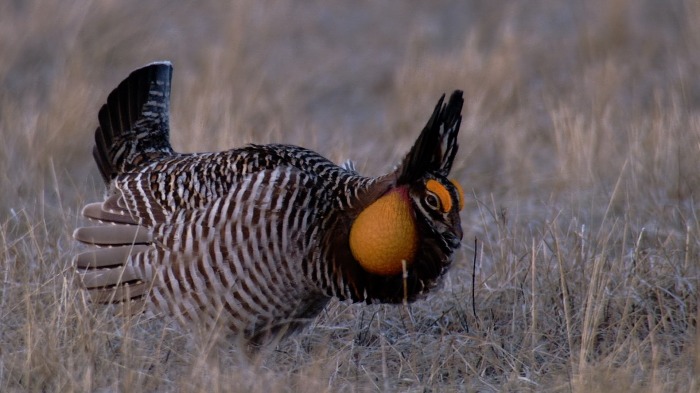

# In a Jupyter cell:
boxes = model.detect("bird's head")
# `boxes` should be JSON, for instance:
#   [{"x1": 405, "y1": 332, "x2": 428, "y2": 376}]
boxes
[{"x1": 346, "y1": 91, "x2": 465, "y2": 302}]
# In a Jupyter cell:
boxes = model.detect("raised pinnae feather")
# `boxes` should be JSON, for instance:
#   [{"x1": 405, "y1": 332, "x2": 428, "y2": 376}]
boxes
[
  {"x1": 437, "y1": 91, "x2": 463, "y2": 176},
  {"x1": 396, "y1": 90, "x2": 463, "y2": 183}
]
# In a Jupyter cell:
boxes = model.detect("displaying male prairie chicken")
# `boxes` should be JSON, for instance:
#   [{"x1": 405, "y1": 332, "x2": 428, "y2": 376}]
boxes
[{"x1": 73, "y1": 61, "x2": 464, "y2": 344}]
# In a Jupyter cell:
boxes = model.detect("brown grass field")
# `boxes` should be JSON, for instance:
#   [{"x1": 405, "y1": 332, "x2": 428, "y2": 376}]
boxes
[{"x1": 1, "y1": 0, "x2": 700, "y2": 391}]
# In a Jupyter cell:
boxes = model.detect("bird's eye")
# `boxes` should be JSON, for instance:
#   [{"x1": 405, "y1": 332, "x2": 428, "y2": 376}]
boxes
[{"x1": 424, "y1": 192, "x2": 440, "y2": 210}]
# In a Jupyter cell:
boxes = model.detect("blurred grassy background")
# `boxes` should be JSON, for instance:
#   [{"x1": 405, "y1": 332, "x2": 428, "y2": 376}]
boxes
[{"x1": 1, "y1": 0, "x2": 700, "y2": 391}]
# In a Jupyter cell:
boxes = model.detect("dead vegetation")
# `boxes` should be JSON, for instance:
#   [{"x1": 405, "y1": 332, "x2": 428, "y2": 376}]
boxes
[{"x1": 1, "y1": 0, "x2": 699, "y2": 391}]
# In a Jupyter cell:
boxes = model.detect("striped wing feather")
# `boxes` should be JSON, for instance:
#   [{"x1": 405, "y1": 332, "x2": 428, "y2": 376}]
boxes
[{"x1": 76, "y1": 166, "x2": 330, "y2": 339}]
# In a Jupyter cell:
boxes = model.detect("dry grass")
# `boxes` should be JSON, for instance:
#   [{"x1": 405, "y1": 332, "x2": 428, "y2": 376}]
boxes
[{"x1": 1, "y1": 0, "x2": 700, "y2": 391}]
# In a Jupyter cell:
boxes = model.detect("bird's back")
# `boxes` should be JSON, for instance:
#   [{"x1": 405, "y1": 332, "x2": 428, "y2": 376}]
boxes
[{"x1": 80, "y1": 142, "x2": 377, "y2": 342}]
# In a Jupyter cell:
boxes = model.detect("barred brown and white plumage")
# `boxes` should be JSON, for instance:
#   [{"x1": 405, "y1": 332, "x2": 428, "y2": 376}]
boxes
[{"x1": 73, "y1": 61, "x2": 465, "y2": 344}]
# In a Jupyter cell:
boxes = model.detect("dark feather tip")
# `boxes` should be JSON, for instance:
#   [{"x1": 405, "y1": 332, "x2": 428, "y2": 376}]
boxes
[{"x1": 397, "y1": 90, "x2": 464, "y2": 183}]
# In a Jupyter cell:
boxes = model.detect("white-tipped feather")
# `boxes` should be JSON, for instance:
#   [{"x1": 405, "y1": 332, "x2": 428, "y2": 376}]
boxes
[{"x1": 82, "y1": 202, "x2": 137, "y2": 224}]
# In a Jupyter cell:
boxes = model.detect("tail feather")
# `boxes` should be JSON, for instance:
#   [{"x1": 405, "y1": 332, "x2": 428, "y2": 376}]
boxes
[
  {"x1": 81, "y1": 201, "x2": 138, "y2": 225},
  {"x1": 79, "y1": 263, "x2": 142, "y2": 288},
  {"x1": 87, "y1": 282, "x2": 150, "y2": 304},
  {"x1": 93, "y1": 61, "x2": 175, "y2": 183},
  {"x1": 74, "y1": 221, "x2": 154, "y2": 307},
  {"x1": 73, "y1": 225, "x2": 152, "y2": 246},
  {"x1": 397, "y1": 90, "x2": 463, "y2": 183},
  {"x1": 75, "y1": 245, "x2": 150, "y2": 268}
]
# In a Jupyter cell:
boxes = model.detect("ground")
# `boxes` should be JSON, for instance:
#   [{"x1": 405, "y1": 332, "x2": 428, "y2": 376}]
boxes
[{"x1": 1, "y1": 1, "x2": 699, "y2": 391}]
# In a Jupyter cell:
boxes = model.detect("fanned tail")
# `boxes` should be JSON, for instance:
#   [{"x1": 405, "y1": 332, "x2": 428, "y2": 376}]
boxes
[{"x1": 94, "y1": 61, "x2": 175, "y2": 183}]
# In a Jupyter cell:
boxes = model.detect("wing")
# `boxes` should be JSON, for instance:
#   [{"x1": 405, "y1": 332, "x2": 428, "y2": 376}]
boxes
[{"x1": 74, "y1": 166, "x2": 328, "y2": 338}]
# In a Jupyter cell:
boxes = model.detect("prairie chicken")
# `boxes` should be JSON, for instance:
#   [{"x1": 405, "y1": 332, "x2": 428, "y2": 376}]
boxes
[{"x1": 74, "y1": 61, "x2": 464, "y2": 344}]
